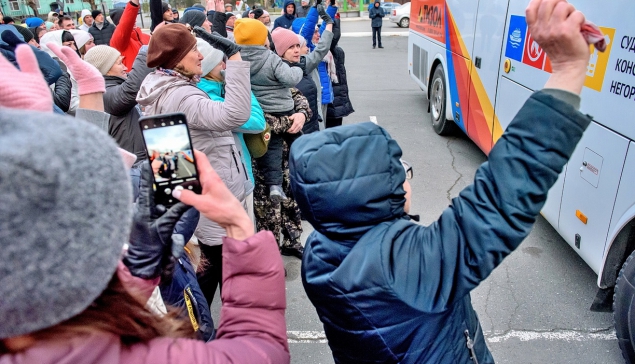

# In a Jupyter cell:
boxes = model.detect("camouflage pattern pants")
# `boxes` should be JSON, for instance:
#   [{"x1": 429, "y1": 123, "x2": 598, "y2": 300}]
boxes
[{"x1": 253, "y1": 140, "x2": 303, "y2": 248}]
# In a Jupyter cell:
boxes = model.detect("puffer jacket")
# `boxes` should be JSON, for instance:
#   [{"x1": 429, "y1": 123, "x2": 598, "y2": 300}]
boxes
[
  {"x1": 110, "y1": 2, "x2": 151, "y2": 71},
  {"x1": 0, "y1": 231, "x2": 290, "y2": 364},
  {"x1": 239, "y1": 45, "x2": 302, "y2": 113},
  {"x1": 327, "y1": 19, "x2": 354, "y2": 119},
  {"x1": 103, "y1": 47, "x2": 154, "y2": 164},
  {"x1": 300, "y1": 5, "x2": 336, "y2": 105},
  {"x1": 273, "y1": 0, "x2": 296, "y2": 30},
  {"x1": 88, "y1": 20, "x2": 116, "y2": 45},
  {"x1": 136, "y1": 61, "x2": 252, "y2": 247},
  {"x1": 289, "y1": 91, "x2": 591, "y2": 363}
]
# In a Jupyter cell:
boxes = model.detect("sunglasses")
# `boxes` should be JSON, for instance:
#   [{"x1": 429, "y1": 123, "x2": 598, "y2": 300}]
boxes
[{"x1": 400, "y1": 159, "x2": 413, "y2": 180}]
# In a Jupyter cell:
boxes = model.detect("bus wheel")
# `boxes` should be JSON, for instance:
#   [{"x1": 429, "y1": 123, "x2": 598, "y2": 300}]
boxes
[
  {"x1": 430, "y1": 66, "x2": 456, "y2": 135},
  {"x1": 614, "y1": 249, "x2": 635, "y2": 363}
]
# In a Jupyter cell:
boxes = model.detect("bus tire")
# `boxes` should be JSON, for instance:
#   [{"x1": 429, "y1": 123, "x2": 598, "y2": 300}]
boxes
[
  {"x1": 614, "y1": 249, "x2": 635, "y2": 363},
  {"x1": 430, "y1": 65, "x2": 456, "y2": 136}
]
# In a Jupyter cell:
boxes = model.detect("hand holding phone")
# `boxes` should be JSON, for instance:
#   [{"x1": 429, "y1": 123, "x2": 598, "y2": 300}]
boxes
[
  {"x1": 139, "y1": 113, "x2": 201, "y2": 207},
  {"x1": 172, "y1": 150, "x2": 254, "y2": 241}
]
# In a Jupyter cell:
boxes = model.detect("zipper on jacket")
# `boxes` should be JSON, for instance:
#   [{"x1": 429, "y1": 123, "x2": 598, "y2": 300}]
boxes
[
  {"x1": 237, "y1": 149, "x2": 249, "y2": 181},
  {"x1": 464, "y1": 330, "x2": 479, "y2": 364},
  {"x1": 230, "y1": 147, "x2": 240, "y2": 174}
]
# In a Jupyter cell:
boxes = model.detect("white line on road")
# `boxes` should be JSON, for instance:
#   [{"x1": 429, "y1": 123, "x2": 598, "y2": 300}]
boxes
[
  {"x1": 341, "y1": 31, "x2": 409, "y2": 37},
  {"x1": 486, "y1": 329, "x2": 617, "y2": 343},
  {"x1": 370, "y1": 116, "x2": 378, "y2": 124},
  {"x1": 286, "y1": 329, "x2": 617, "y2": 344}
]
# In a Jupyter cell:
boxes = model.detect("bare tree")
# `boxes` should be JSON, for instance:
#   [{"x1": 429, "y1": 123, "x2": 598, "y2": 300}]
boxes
[{"x1": 84, "y1": 0, "x2": 98, "y2": 10}]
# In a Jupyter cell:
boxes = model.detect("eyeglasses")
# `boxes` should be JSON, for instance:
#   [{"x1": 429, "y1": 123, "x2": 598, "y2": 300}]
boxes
[{"x1": 400, "y1": 159, "x2": 413, "y2": 180}]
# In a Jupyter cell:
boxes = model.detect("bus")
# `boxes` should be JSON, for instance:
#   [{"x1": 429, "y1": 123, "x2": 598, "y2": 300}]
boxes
[{"x1": 407, "y1": 0, "x2": 635, "y2": 359}]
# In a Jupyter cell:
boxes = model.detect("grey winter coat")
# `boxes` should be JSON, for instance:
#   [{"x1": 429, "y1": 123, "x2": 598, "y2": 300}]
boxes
[
  {"x1": 136, "y1": 60, "x2": 253, "y2": 246},
  {"x1": 89, "y1": 20, "x2": 116, "y2": 45},
  {"x1": 239, "y1": 45, "x2": 303, "y2": 113},
  {"x1": 103, "y1": 48, "x2": 154, "y2": 164}
]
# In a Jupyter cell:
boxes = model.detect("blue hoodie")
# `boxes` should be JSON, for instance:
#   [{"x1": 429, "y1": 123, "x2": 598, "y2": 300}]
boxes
[
  {"x1": 273, "y1": 0, "x2": 296, "y2": 30},
  {"x1": 289, "y1": 91, "x2": 591, "y2": 363}
]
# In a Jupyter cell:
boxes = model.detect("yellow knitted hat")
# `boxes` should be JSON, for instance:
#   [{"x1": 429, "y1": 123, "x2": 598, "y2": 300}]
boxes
[{"x1": 234, "y1": 18, "x2": 269, "y2": 46}]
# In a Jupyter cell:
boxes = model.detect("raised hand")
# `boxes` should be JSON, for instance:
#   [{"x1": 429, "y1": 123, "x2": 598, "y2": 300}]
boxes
[
  {"x1": 0, "y1": 44, "x2": 52, "y2": 112},
  {"x1": 47, "y1": 42, "x2": 105, "y2": 95},
  {"x1": 318, "y1": 4, "x2": 334, "y2": 24},
  {"x1": 193, "y1": 26, "x2": 241, "y2": 58},
  {"x1": 124, "y1": 162, "x2": 192, "y2": 279}
]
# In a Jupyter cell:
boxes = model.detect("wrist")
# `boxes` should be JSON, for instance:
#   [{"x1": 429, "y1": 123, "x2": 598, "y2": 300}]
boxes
[
  {"x1": 544, "y1": 61, "x2": 588, "y2": 95},
  {"x1": 225, "y1": 216, "x2": 254, "y2": 241}
]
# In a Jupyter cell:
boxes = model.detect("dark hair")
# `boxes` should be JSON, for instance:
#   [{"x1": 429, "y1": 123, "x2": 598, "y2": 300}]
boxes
[
  {"x1": 3, "y1": 16, "x2": 14, "y2": 23},
  {"x1": 61, "y1": 29, "x2": 75, "y2": 43},
  {"x1": 0, "y1": 272, "x2": 195, "y2": 354},
  {"x1": 58, "y1": 15, "x2": 73, "y2": 26}
]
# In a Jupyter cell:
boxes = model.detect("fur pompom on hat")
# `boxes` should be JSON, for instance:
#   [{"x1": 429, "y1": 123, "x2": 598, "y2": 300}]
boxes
[
  {"x1": 272, "y1": 27, "x2": 299, "y2": 57},
  {"x1": 233, "y1": 18, "x2": 269, "y2": 46},
  {"x1": 0, "y1": 109, "x2": 132, "y2": 339},
  {"x1": 147, "y1": 23, "x2": 197, "y2": 69}
]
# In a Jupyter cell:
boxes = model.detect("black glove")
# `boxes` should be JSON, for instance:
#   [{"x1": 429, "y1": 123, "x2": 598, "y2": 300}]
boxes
[
  {"x1": 194, "y1": 26, "x2": 241, "y2": 58},
  {"x1": 329, "y1": 0, "x2": 335, "y2": 6},
  {"x1": 318, "y1": 4, "x2": 333, "y2": 25},
  {"x1": 124, "y1": 162, "x2": 192, "y2": 279},
  {"x1": 314, "y1": 0, "x2": 322, "y2": 8}
]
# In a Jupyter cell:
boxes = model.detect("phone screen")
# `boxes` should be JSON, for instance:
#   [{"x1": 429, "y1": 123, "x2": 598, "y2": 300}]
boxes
[{"x1": 140, "y1": 114, "x2": 200, "y2": 206}]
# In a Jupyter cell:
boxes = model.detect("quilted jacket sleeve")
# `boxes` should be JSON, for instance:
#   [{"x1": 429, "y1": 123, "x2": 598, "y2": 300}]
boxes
[{"x1": 389, "y1": 91, "x2": 592, "y2": 313}]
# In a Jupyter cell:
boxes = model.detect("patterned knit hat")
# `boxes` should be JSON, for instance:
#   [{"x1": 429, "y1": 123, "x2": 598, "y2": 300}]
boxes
[{"x1": 0, "y1": 108, "x2": 132, "y2": 339}]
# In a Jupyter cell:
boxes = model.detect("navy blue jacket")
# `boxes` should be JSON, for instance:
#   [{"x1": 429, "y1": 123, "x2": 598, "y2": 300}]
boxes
[
  {"x1": 289, "y1": 91, "x2": 591, "y2": 363},
  {"x1": 273, "y1": 0, "x2": 296, "y2": 30},
  {"x1": 369, "y1": 2, "x2": 385, "y2": 28}
]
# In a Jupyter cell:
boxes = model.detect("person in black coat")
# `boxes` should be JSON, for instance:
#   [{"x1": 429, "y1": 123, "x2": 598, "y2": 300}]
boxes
[
  {"x1": 325, "y1": 19, "x2": 354, "y2": 128},
  {"x1": 88, "y1": 10, "x2": 116, "y2": 46}
]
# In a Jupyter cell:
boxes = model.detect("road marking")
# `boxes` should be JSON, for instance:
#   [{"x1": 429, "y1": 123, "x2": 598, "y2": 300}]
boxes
[
  {"x1": 341, "y1": 31, "x2": 409, "y2": 37},
  {"x1": 288, "y1": 331, "x2": 328, "y2": 343},
  {"x1": 370, "y1": 116, "x2": 378, "y2": 124},
  {"x1": 286, "y1": 329, "x2": 617, "y2": 344},
  {"x1": 486, "y1": 329, "x2": 617, "y2": 343}
]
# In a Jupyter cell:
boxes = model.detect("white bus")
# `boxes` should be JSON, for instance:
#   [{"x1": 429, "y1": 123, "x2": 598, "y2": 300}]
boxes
[{"x1": 407, "y1": 0, "x2": 635, "y2": 360}]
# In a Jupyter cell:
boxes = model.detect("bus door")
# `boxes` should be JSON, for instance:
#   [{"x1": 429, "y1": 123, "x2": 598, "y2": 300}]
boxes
[{"x1": 463, "y1": 0, "x2": 510, "y2": 153}]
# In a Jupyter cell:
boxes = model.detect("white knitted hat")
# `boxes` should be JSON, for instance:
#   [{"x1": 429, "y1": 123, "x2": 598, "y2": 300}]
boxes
[{"x1": 84, "y1": 45, "x2": 122, "y2": 75}]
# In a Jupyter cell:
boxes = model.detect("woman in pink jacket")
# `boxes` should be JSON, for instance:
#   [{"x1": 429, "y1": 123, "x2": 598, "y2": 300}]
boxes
[{"x1": 0, "y1": 46, "x2": 289, "y2": 362}]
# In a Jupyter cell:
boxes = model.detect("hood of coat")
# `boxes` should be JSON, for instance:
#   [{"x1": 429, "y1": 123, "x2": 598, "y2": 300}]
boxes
[
  {"x1": 283, "y1": 0, "x2": 296, "y2": 18},
  {"x1": 238, "y1": 45, "x2": 270, "y2": 77},
  {"x1": 289, "y1": 122, "x2": 407, "y2": 241},
  {"x1": 136, "y1": 71, "x2": 191, "y2": 110},
  {"x1": 39, "y1": 30, "x2": 65, "y2": 58},
  {"x1": 197, "y1": 77, "x2": 224, "y2": 99}
]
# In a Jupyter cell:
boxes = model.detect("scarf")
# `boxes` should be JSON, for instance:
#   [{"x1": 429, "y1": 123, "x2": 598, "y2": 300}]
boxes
[{"x1": 157, "y1": 67, "x2": 201, "y2": 84}]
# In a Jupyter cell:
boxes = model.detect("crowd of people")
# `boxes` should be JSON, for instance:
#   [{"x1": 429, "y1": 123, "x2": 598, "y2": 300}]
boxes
[{"x1": 0, "y1": 0, "x2": 598, "y2": 362}]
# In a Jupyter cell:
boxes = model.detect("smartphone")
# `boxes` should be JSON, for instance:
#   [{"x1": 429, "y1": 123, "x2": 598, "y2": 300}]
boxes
[{"x1": 139, "y1": 113, "x2": 201, "y2": 207}]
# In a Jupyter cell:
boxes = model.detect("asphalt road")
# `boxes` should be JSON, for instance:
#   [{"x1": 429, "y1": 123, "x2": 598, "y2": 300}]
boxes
[{"x1": 208, "y1": 19, "x2": 625, "y2": 364}]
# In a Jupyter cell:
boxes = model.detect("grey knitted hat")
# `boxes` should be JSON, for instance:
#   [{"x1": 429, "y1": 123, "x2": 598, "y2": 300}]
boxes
[{"x1": 0, "y1": 109, "x2": 132, "y2": 339}]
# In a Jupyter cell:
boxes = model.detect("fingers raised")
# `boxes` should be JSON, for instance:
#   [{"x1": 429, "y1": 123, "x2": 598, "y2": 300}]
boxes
[{"x1": 15, "y1": 45, "x2": 41, "y2": 76}]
